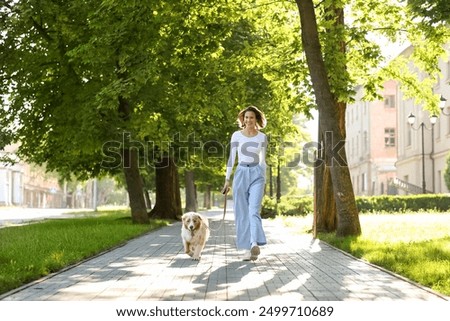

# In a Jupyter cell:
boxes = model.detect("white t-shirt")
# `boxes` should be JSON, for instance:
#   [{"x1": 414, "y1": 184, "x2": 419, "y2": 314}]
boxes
[{"x1": 225, "y1": 130, "x2": 268, "y2": 180}]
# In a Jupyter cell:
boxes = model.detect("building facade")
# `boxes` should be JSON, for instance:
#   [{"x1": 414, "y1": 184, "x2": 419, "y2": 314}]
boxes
[
  {"x1": 396, "y1": 45, "x2": 450, "y2": 194},
  {"x1": 346, "y1": 80, "x2": 398, "y2": 196},
  {"x1": 347, "y1": 44, "x2": 450, "y2": 196},
  {"x1": 1, "y1": 144, "x2": 64, "y2": 207}
]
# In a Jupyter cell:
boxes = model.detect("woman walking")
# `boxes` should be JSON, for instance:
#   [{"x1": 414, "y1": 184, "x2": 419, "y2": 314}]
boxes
[{"x1": 222, "y1": 105, "x2": 268, "y2": 261}]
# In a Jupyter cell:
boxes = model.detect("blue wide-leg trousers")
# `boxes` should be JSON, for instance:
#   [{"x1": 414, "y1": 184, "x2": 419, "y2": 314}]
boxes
[{"x1": 232, "y1": 164, "x2": 267, "y2": 250}]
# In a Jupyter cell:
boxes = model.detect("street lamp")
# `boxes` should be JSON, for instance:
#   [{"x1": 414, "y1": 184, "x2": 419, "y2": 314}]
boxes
[{"x1": 407, "y1": 113, "x2": 438, "y2": 193}]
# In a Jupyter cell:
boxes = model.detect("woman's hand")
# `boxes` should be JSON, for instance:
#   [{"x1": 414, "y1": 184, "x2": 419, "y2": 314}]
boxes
[{"x1": 221, "y1": 180, "x2": 231, "y2": 195}]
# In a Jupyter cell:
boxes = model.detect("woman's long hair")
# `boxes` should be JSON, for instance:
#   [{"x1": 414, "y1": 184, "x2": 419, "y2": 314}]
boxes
[{"x1": 237, "y1": 105, "x2": 267, "y2": 129}]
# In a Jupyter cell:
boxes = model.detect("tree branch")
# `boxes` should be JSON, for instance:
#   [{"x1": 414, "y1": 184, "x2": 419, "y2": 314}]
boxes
[{"x1": 29, "y1": 17, "x2": 54, "y2": 42}]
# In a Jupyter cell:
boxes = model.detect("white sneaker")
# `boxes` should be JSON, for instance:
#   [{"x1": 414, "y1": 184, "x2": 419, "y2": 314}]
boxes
[
  {"x1": 250, "y1": 245, "x2": 260, "y2": 261},
  {"x1": 242, "y1": 250, "x2": 251, "y2": 261}
]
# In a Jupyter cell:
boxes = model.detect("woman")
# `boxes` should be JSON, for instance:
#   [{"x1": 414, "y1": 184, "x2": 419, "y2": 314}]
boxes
[{"x1": 222, "y1": 105, "x2": 268, "y2": 261}]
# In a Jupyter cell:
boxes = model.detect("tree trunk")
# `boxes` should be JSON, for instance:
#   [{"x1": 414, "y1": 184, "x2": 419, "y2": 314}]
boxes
[
  {"x1": 123, "y1": 148, "x2": 149, "y2": 224},
  {"x1": 149, "y1": 156, "x2": 182, "y2": 220},
  {"x1": 296, "y1": 0, "x2": 361, "y2": 236},
  {"x1": 117, "y1": 94, "x2": 149, "y2": 223},
  {"x1": 144, "y1": 189, "x2": 152, "y2": 209},
  {"x1": 276, "y1": 161, "x2": 281, "y2": 203},
  {"x1": 203, "y1": 185, "x2": 212, "y2": 209},
  {"x1": 314, "y1": 123, "x2": 336, "y2": 236},
  {"x1": 184, "y1": 169, "x2": 197, "y2": 212},
  {"x1": 141, "y1": 176, "x2": 152, "y2": 209}
]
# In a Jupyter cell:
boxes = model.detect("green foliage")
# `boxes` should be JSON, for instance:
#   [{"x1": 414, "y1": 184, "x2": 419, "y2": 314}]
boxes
[
  {"x1": 3, "y1": 0, "x2": 449, "y2": 209},
  {"x1": 279, "y1": 196, "x2": 314, "y2": 216},
  {"x1": 0, "y1": 210, "x2": 169, "y2": 295},
  {"x1": 1, "y1": 0, "x2": 165, "y2": 179},
  {"x1": 263, "y1": 194, "x2": 450, "y2": 217},
  {"x1": 304, "y1": 0, "x2": 450, "y2": 113},
  {"x1": 261, "y1": 195, "x2": 313, "y2": 218},
  {"x1": 356, "y1": 194, "x2": 450, "y2": 213},
  {"x1": 406, "y1": 0, "x2": 450, "y2": 25},
  {"x1": 0, "y1": 0, "x2": 309, "y2": 190},
  {"x1": 261, "y1": 196, "x2": 277, "y2": 218},
  {"x1": 360, "y1": 0, "x2": 450, "y2": 114}
]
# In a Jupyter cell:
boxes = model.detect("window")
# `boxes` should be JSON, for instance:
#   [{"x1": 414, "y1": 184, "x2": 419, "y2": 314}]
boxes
[
  {"x1": 384, "y1": 128, "x2": 395, "y2": 147},
  {"x1": 384, "y1": 95, "x2": 395, "y2": 108},
  {"x1": 361, "y1": 173, "x2": 366, "y2": 192}
]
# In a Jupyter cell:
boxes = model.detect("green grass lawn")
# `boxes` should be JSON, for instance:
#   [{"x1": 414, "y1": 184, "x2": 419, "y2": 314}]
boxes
[
  {"x1": 276, "y1": 213, "x2": 450, "y2": 296},
  {"x1": 0, "y1": 210, "x2": 169, "y2": 296}
]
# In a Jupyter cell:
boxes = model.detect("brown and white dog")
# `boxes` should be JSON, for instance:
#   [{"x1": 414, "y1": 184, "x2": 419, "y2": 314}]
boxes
[{"x1": 181, "y1": 212, "x2": 210, "y2": 260}]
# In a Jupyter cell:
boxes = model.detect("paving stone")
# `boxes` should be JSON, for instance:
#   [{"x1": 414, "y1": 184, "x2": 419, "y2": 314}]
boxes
[{"x1": 1, "y1": 209, "x2": 448, "y2": 301}]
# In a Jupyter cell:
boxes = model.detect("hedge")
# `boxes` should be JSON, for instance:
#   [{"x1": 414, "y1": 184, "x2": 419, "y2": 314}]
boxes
[
  {"x1": 356, "y1": 194, "x2": 450, "y2": 213},
  {"x1": 261, "y1": 194, "x2": 450, "y2": 217}
]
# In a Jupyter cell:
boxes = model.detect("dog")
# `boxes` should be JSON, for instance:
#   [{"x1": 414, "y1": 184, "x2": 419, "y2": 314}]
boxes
[{"x1": 181, "y1": 212, "x2": 210, "y2": 260}]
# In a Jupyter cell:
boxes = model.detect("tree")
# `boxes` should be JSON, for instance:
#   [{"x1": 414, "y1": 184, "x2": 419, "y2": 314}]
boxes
[
  {"x1": 1, "y1": 1, "x2": 175, "y2": 223},
  {"x1": 1, "y1": 1, "x2": 296, "y2": 222},
  {"x1": 141, "y1": 2, "x2": 307, "y2": 217},
  {"x1": 406, "y1": 0, "x2": 450, "y2": 25},
  {"x1": 292, "y1": 0, "x2": 450, "y2": 236},
  {"x1": 0, "y1": 0, "x2": 324, "y2": 224},
  {"x1": 139, "y1": 2, "x2": 282, "y2": 218},
  {"x1": 295, "y1": 0, "x2": 361, "y2": 237}
]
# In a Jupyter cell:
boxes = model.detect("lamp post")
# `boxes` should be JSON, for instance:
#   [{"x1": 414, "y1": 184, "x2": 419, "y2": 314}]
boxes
[
  {"x1": 407, "y1": 113, "x2": 438, "y2": 193},
  {"x1": 430, "y1": 95, "x2": 448, "y2": 192}
]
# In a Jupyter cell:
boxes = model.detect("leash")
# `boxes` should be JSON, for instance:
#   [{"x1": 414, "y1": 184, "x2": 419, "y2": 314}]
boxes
[{"x1": 207, "y1": 187, "x2": 229, "y2": 232}]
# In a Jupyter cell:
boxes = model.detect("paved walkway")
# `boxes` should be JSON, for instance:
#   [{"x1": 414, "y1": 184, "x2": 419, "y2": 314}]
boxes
[{"x1": 1, "y1": 209, "x2": 448, "y2": 301}]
